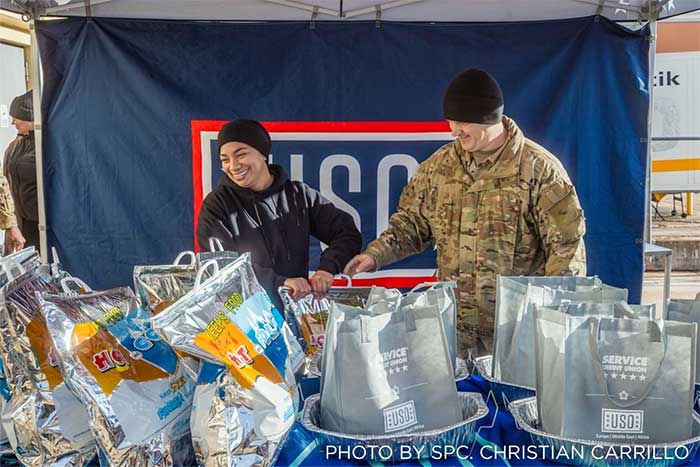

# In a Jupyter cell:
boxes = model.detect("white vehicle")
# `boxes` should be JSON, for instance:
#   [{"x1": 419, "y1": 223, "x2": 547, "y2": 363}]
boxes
[{"x1": 651, "y1": 19, "x2": 700, "y2": 194}]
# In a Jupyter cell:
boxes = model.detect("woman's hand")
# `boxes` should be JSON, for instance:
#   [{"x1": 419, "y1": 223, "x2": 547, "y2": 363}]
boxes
[
  {"x1": 309, "y1": 270, "x2": 334, "y2": 297},
  {"x1": 283, "y1": 277, "x2": 312, "y2": 301}
]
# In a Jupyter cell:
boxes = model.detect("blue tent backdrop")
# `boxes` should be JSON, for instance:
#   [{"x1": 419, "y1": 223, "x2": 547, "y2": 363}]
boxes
[{"x1": 36, "y1": 15, "x2": 648, "y2": 300}]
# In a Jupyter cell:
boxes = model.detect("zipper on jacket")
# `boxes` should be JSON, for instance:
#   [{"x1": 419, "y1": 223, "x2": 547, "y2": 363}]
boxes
[{"x1": 252, "y1": 197, "x2": 278, "y2": 266}]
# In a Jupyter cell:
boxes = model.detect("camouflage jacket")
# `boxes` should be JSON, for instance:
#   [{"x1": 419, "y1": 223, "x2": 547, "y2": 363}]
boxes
[
  {"x1": 0, "y1": 175, "x2": 16, "y2": 230},
  {"x1": 365, "y1": 117, "x2": 586, "y2": 336}
]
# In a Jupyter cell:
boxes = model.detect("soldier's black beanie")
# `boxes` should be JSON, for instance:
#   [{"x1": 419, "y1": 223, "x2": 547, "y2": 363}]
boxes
[
  {"x1": 443, "y1": 69, "x2": 504, "y2": 124},
  {"x1": 217, "y1": 119, "x2": 272, "y2": 160},
  {"x1": 9, "y1": 90, "x2": 33, "y2": 122}
]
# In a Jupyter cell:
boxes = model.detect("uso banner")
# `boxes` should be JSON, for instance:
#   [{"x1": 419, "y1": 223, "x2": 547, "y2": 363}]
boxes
[{"x1": 37, "y1": 16, "x2": 649, "y2": 301}]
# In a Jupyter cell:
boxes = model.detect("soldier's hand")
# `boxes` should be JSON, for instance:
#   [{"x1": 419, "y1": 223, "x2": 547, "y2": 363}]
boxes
[
  {"x1": 4, "y1": 226, "x2": 25, "y2": 254},
  {"x1": 309, "y1": 270, "x2": 333, "y2": 297},
  {"x1": 343, "y1": 254, "x2": 376, "y2": 277},
  {"x1": 283, "y1": 277, "x2": 312, "y2": 301}
]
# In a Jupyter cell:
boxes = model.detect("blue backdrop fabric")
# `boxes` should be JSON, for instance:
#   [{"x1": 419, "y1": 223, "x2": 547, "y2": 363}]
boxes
[{"x1": 36, "y1": 16, "x2": 649, "y2": 300}]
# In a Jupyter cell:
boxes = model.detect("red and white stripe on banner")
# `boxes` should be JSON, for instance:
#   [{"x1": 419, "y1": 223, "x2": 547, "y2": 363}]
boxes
[
  {"x1": 191, "y1": 120, "x2": 451, "y2": 288},
  {"x1": 329, "y1": 269, "x2": 437, "y2": 288}
]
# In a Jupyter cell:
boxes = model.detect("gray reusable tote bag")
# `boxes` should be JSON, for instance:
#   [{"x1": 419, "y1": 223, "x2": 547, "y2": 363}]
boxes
[
  {"x1": 493, "y1": 275, "x2": 628, "y2": 388},
  {"x1": 320, "y1": 301, "x2": 459, "y2": 435},
  {"x1": 535, "y1": 307, "x2": 696, "y2": 444}
]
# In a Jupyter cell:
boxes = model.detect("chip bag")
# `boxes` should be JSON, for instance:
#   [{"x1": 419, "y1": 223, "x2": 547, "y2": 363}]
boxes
[
  {"x1": 153, "y1": 253, "x2": 301, "y2": 466},
  {"x1": 279, "y1": 282, "x2": 372, "y2": 358},
  {"x1": 0, "y1": 265, "x2": 95, "y2": 466},
  {"x1": 38, "y1": 287, "x2": 196, "y2": 466}
]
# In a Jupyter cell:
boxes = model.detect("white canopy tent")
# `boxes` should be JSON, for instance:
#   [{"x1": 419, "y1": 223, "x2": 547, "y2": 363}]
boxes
[
  {"x1": 1, "y1": 0, "x2": 699, "y2": 22},
  {"x1": 0, "y1": 0, "x2": 698, "y2": 311}
]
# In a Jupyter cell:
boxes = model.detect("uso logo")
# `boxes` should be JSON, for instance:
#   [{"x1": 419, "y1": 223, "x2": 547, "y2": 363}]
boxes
[{"x1": 191, "y1": 121, "x2": 453, "y2": 288}]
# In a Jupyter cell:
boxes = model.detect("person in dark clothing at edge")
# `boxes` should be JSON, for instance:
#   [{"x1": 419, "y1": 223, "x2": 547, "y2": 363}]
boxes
[
  {"x1": 196, "y1": 119, "x2": 362, "y2": 309},
  {"x1": 3, "y1": 90, "x2": 39, "y2": 253}
]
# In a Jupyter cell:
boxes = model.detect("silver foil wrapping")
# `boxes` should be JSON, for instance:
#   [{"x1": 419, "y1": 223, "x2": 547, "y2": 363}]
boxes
[
  {"x1": 191, "y1": 366, "x2": 293, "y2": 467},
  {"x1": 153, "y1": 253, "x2": 301, "y2": 467},
  {"x1": 0, "y1": 247, "x2": 41, "y2": 288},
  {"x1": 152, "y1": 252, "x2": 304, "y2": 374},
  {"x1": 134, "y1": 250, "x2": 240, "y2": 318},
  {"x1": 0, "y1": 317, "x2": 11, "y2": 450},
  {"x1": 134, "y1": 263, "x2": 197, "y2": 317},
  {"x1": 0, "y1": 266, "x2": 95, "y2": 466},
  {"x1": 474, "y1": 355, "x2": 535, "y2": 409},
  {"x1": 510, "y1": 397, "x2": 700, "y2": 466},
  {"x1": 38, "y1": 287, "x2": 196, "y2": 467},
  {"x1": 195, "y1": 251, "x2": 240, "y2": 272},
  {"x1": 302, "y1": 392, "x2": 488, "y2": 461},
  {"x1": 279, "y1": 286, "x2": 372, "y2": 373}
]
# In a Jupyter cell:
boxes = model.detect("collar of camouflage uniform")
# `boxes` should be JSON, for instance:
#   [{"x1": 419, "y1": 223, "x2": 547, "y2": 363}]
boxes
[{"x1": 453, "y1": 116, "x2": 524, "y2": 181}]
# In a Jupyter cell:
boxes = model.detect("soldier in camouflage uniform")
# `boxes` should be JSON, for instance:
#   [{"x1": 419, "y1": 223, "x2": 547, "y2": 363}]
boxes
[
  {"x1": 344, "y1": 69, "x2": 586, "y2": 360},
  {"x1": 0, "y1": 175, "x2": 22, "y2": 253}
]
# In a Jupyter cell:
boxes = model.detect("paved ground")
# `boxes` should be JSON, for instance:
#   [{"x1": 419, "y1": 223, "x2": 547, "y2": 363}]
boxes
[
  {"x1": 642, "y1": 271, "x2": 700, "y2": 314},
  {"x1": 643, "y1": 193, "x2": 699, "y2": 311},
  {"x1": 651, "y1": 193, "x2": 700, "y2": 241}
]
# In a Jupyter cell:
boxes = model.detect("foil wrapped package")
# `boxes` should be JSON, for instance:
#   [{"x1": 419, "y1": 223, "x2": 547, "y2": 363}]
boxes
[
  {"x1": 38, "y1": 287, "x2": 196, "y2": 466},
  {"x1": 0, "y1": 266, "x2": 95, "y2": 466},
  {"x1": 153, "y1": 253, "x2": 301, "y2": 467},
  {"x1": 196, "y1": 238, "x2": 239, "y2": 269},
  {"x1": 190, "y1": 362, "x2": 227, "y2": 466},
  {"x1": 195, "y1": 251, "x2": 240, "y2": 273},
  {"x1": 511, "y1": 397, "x2": 700, "y2": 467},
  {"x1": 134, "y1": 252, "x2": 198, "y2": 317},
  {"x1": 0, "y1": 247, "x2": 41, "y2": 288},
  {"x1": 0, "y1": 249, "x2": 74, "y2": 455},
  {"x1": 134, "y1": 250, "x2": 240, "y2": 318},
  {"x1": 191, "y1": 361, "x2": 294, "y2": 467},
  {"x1": 303, "y1": 392, "x2": 488, "y2": 461},
  {"x1": 0, "y1": 359, "x2": 9, "y2": 449},
  {"x1": 279, "y1": 285, "x2": 372, "y2": 358}
]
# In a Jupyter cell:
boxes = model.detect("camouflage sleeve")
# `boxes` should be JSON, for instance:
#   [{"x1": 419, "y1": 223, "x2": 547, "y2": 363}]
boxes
[
  {"x1": 533, "y1": 173, "x2": 587, "y2": 276},
  {"x1": 0, "y1": 175, "x2": 17, "y2": 230},
  {"x1": 364, "y1": 165, "x2": 433, "y2": 269}
]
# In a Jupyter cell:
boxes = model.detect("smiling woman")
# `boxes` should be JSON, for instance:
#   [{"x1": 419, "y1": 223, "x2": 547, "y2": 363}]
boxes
[
  {"x1": 196, "y1": 119, "x2": 363, "y2": 310},
  {"x1": 218, "y1": 120, "x2": 274, "y2": 192}
]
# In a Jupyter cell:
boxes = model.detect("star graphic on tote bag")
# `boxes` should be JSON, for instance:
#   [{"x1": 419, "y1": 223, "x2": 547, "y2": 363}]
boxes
[{"x1": 619, "y1": 390, "x2": 630, "y2": 401}]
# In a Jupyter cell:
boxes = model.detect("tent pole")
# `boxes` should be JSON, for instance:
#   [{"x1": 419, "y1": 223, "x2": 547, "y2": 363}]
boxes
[
  {"x1": 642, "y1": 1, "x2": 658, "y2": 304},
  {"x1": 29, "y1": 17, "x2": 48, "y2": 263},
  {"x1": 643, "y1": 6, "x2": 657, "y2": 247}
]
